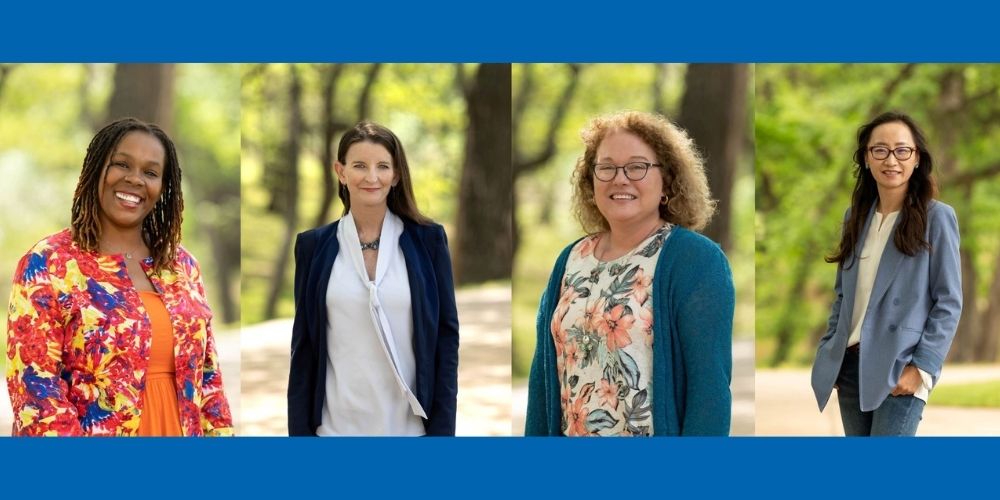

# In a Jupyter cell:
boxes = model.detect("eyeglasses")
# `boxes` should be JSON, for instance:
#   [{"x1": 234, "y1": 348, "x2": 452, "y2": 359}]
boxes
[
  {"x1": 868, "y1": 146, "x2": 917, "y2": 161},
  {"x1": 593, "y1": 161, "x2": 662, "y2": 182}
]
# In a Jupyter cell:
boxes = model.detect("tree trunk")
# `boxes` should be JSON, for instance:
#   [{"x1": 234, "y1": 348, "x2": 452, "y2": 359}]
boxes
[
  {"x1": 454, "y1": 64, "x2": 513, "y2": 285},
  {"x1": 0, "y1": 64, "x2": 17, "y2": 107},
  {"x1": 976, "y1": 249, "x2": 1000, "y2": 362},
  {"x1": 106, "y1": 64, "x2": 175, "y2": 131},
  {"x1": 651, "y1": 64, "x2": 669, "y2": 115},
  {"x1": 264, "y1": 66, "x2": 302, "y2": 320},
  {"x1": 511, "y1": 64, "x2": 582, "y2": 254},
  {"x1": 677, "y1": 64, "x2": 749, "y2": 251},
  {"x1": 315, "y1": 64, "x2": 344, "y2": 228}
]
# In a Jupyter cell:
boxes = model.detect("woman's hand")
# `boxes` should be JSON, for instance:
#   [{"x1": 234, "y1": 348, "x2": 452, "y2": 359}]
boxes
[{"x1": 891, "y1": 365, "x2": 922, "y2": 396}]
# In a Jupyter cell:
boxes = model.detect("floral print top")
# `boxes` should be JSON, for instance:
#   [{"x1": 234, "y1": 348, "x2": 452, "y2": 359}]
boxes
[
  {"x1": 551, "y1": 223, "x2": 671, "y2": 436},
  {"x1": 6, "y1": 229, "x2": 233, "y2": 436}
]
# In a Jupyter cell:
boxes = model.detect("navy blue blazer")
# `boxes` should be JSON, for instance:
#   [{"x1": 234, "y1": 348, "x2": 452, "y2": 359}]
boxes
[
  {"x1": 812, "y1": 201, "x2": 962, "y2": 412},
  {"x1": 287, "y1": 218, "x2": 460, "y2": 436}
]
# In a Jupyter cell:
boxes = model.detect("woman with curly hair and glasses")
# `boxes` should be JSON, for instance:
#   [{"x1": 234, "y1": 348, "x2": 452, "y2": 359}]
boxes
[
  {"x1": 811, "y1": 112, "x2": 962, "y2": 436},
  {"x1": 6, "y1": 117, "x2": 233, "y2": 436},
  {"x1": 525, "y1": 110, "x2": 734, "y2": 436}
]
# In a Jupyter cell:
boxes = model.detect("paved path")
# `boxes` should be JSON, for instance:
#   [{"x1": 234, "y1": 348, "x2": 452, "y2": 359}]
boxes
[
  {"x1": 0, "y1": 328, "x2": 241, "y2": 435},
  {"x1": 511, "y1": 338, "x2": 757, "y2": 436},
  {"x1": 756, "y1": 366, "x2": 1000, "y2": 436},
  {"x1": 240, "y1": 285, "x2": 512, "y2": 436}
]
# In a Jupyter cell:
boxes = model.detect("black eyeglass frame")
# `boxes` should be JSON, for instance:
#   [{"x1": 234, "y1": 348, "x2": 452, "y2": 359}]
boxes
[
  {"x1": 868, "y1": 146, "x2": 917, "y2": 161},
  {"x1": 592, "y1": 161, "x2": 663, "y2": 182}
]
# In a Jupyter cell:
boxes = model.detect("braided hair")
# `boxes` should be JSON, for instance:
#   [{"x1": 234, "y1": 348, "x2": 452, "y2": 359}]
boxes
[{"x1": 71, "y1": 117, "x2": 184, "y2": 274}]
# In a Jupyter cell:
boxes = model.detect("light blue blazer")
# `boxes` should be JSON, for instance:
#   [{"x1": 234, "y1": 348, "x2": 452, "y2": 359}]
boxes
[{"x1": 811, "y1": 200, "x2": 962, "y2": 412}]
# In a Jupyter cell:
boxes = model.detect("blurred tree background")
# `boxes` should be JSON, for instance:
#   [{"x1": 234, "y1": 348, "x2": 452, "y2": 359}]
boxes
[
  {"x1": 240, "y1": 63, "x2": 512, "y2": 325},
  {"x1": 0, "y1": 63, "x2": 241, "y2": 335},
  {"x1": 756, "y1": 63, "x2": 1000, "y2": 368},
  {"x1": 511, "y1": 64, "x2": 755, "y2": 379}
]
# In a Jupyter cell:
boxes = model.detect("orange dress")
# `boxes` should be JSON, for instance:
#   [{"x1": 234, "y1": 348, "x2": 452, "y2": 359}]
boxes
[{"x1": 137, "y1": 291, "x2": 184, "y2": 436}]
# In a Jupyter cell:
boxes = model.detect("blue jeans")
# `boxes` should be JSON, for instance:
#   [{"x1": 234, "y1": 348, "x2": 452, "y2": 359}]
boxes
[{"x1": 835, "y1": 348, "x2": 924, "y2": 436}]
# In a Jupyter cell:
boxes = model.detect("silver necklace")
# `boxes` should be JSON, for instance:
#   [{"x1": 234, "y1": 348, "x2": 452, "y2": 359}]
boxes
[
  {"x1": 100, "y1": 242, "x2": 140, "y2": 260},
  {"x1": 360, "y1": 238, "x2": 380, "y2": 251}
]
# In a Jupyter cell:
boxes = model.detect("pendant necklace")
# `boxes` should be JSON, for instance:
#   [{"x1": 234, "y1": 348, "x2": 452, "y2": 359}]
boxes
[{"x1": 360, "y1": 238, "x2": 380, "y2": 251}]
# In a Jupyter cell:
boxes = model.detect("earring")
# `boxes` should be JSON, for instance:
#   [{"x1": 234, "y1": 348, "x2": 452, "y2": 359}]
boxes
[
  {"x1": 660, "y1": 194, "x2": 668, "y2": 206},
  {"x1": 864, "y1": 163, "x2": 870, "y2": 170}
]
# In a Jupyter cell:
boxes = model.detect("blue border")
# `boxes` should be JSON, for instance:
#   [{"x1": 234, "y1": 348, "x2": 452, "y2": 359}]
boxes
[
  {"x1": 4, "y1": 2, "x2": 1000, "y2": 497},
  {"x1": 2, "y1": 437, "x2": 998, "y2": 494},
  {"x1": 3, "y1": 2, "x2": 999, "y2": 61}
]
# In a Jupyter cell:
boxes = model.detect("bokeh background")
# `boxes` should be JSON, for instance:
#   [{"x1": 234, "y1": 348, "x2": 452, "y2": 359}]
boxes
[
  {"x1": 0, "y1": 63, "x2": 242, "y2": 432},
  {"x1": 755, "y1": 63, "x2": 1000, "y2": 435},
  {"x1": 239, "y1": 63, "x2": 512, "y2": 435},
  {"x1": 510, "y1": 64, "x2": 756, "y2": 435}
]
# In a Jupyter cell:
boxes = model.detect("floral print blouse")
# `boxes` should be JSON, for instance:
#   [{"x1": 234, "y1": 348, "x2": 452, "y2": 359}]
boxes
[
  {"x1": 6, "y1": 229, "x2": 233, "y2": 436},
  {"x1": 551, "y1": 223, "x2": 671, "y2": 436}
]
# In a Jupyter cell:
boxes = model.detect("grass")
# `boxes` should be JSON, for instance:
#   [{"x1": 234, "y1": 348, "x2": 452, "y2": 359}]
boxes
[{"x1": 932, "y1": 380, "x2": 1000, "y2": 408}]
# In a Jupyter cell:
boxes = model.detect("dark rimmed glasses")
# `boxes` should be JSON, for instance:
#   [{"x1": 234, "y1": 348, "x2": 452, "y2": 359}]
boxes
[
  {"x1": 869, "y1": 146, "x2": 916, "y2": 161},
  {"x1": 593, "y1": 161, "x2": 662, "y2": 182}
]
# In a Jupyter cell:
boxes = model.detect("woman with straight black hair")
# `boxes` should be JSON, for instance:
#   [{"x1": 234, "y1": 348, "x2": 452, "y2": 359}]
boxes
[{"x1": 811, "y1": 111, "x2": 962, "y2": 436}]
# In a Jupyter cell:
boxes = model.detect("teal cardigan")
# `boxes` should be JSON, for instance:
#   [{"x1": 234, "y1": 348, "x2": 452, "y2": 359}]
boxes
[{"x1": 525, "y1": 226, "x2": 734, "y2": 436}]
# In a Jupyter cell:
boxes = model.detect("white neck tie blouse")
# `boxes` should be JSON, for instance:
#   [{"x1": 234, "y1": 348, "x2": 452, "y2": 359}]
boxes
[{"x1": 316, "y1": 210, "x2": 427, "y2": 436}]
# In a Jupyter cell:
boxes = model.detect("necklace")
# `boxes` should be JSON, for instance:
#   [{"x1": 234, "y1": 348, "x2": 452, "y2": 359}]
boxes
[
  {"x1": 360, "y1": 238, "x2": 380, "y2": 251},
  {"x1": 100, "y1": 242, "x2": 141, "y2": 260}
]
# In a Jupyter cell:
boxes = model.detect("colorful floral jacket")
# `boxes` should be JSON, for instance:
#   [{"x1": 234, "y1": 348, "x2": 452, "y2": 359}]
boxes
[{"x1": 6, "y1": 229, "x2": 233, "y2": 436}]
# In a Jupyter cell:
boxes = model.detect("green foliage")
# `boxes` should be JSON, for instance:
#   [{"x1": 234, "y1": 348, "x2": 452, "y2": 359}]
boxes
[
  {"x1": 756, "y1": 64, "x2": 1000, "y2": 367},
  {"x1": 932, "y1": 380, "x2": 1000, "y2": 408}
]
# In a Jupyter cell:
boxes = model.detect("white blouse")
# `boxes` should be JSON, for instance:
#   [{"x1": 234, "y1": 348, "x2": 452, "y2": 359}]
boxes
[{"x1": 316, "y1": 210, "x2": 426, "y2": 436}]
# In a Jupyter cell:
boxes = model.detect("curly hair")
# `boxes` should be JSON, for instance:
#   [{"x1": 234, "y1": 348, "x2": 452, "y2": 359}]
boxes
[
  {"x1": 571, "y1": 110, "x2": 716, "y2": 233},
  {"x1": 71, "y1": 117, "x2": 184, "y2": 274}
]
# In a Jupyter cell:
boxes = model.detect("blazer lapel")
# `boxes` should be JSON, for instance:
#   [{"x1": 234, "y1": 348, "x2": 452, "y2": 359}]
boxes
[
  {"x1": 399, "y1": 227, "x2": 426, "y2": 329},
  {"x1": 398, "y1": 225, "x2": 431, "y2": 408},
  {"x1": 309, "y1": 222, "x2": 340, "y2": 342}
]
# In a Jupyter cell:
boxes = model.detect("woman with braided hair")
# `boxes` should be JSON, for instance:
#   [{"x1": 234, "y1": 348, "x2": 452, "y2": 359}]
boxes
[{"x1": 6, "y1": 117, "x2": 233, "y2": 436}]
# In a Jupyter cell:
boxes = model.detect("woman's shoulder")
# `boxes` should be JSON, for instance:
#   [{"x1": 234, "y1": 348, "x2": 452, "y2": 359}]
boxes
[
  {"x1": 402, "y1": 218, "x2": 449, "y2": 246},
  {"x1": 21, "y1": 228, "x2": 75, "y2": 259},
  {"x1": 927, "y1": 199, "x2": 957, "y2": 220},
  {"x1": 666, "y1": 225, "x2": 725, "y2": 258},
  {"x1": 298, "y1": 220, "x2": 340, "y2": 243},
  {"x1": 174, "y1": 243, "x2": 201, "y2": 269}
]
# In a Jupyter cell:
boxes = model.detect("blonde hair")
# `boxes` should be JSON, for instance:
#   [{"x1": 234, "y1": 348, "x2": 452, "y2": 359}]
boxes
[{"x1": 571, "y1": 110, "x2": 716, "y2": 233}]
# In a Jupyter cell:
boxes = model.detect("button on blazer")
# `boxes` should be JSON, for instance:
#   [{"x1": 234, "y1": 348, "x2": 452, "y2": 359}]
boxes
[{"x1": 811, "y1": 200, "x2": 962, "y2": 412}]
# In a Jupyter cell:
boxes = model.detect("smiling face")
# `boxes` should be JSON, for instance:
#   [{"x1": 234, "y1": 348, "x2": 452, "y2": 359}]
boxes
[
  {"x1": 335, "y1": 141, "x2": 398, "y2": 210},
  {"x1": 592, "y1": 129, "x2": 665, "y2": 232},
  {"x1": 96, "y1": 131, "x2": 165, "y2": 234},
  {"x1": 867, "y1": 121, "x2": 919, "y2": 195}
]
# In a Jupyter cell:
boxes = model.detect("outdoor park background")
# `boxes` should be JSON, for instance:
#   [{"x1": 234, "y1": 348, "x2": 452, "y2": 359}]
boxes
[
  {"x1": 0, "y1": 63, "x2": 242, "y2": 432},
  {"x1": 509, "y1": 63, "x2": 756, "y2": 435},
  {"x1": 239, "y1": 63, "x2": 512, "y2": 435},
  {"x1": 755, "y1": 63, "x2": 1000, "y2": 435},
  {"x1": 3, "y1": 63, "x2": 998, "y2": 437}
]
